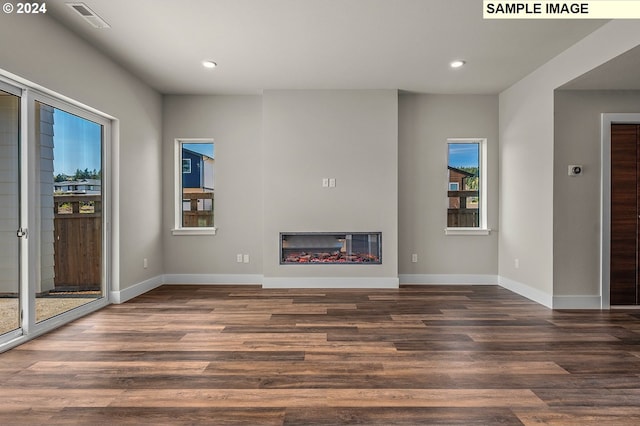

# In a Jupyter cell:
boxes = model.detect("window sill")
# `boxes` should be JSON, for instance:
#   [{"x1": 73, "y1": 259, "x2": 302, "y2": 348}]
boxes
[
  {"x1": 172, "y1": 227, "x2": 217, "y2": 236},
  {"x1": 444, "y1": 228, "x2": 491, "y2": 236}
]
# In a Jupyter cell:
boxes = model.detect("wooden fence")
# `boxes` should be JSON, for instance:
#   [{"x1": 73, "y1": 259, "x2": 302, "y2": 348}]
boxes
[
  {"x1": 182, "y1": 192, "x2": 214, "y2": 227},
  {"x1": 53, "y1": 194, "x2": 101, "y2": 290},
  {"x1": 447, "y1": 189, "x2": 480, "y2": 227},
  {"x1": 447, "y1": 208, "x2": 480, "y2": 227}
]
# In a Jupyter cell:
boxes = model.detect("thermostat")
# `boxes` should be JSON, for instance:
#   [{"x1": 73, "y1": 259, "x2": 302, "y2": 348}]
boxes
[{"x1": 568, "y1": 165, "x2": 583, "y2": 176}]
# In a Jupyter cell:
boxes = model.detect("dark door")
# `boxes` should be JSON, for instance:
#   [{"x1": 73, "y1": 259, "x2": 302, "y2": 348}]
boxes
[{"x1": 611, "y1": 124, "x2": 640, "y2": 305}]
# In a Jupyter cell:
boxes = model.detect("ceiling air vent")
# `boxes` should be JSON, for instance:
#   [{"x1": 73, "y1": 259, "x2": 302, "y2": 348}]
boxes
[{"x1": 66, "y1": 2, "x2": 111, "y2": 29}]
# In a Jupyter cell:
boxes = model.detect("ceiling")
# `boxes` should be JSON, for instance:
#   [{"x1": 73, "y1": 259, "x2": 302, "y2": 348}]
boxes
[
  {"x1": 47, "y1": 0, "x2": 608, "y2": 95},
  {"x1": 561, "y1": 44, "x2": 640, "y2": 90}
]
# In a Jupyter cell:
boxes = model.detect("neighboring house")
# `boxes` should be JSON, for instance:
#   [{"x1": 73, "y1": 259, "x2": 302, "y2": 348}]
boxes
[
  {"x1": 182, "y1": 148, "x2": 214, "y2": 192},
  {"x1": 54, "y1": 179, "x2": 101, "y2": 195},
  {"x1": 447, "y1": 166, "x2": 475, "y2": 209},
  {"x1": 182, "y1": 148, "x2": 214, "y2": 212}
]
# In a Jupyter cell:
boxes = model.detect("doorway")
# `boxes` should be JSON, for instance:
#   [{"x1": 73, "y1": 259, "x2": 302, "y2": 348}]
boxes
[
  {"x1": 610, "y1": 123, "x2": 640, "y2": 305},
  {"x1": 0, "y1": 76, "x2": 111, "y2": 350}
]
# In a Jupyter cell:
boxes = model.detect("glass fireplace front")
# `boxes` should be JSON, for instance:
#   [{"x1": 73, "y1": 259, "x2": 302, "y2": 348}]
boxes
[{"x1": 280, "y1": 232, "x2": 381, "y2": 264}]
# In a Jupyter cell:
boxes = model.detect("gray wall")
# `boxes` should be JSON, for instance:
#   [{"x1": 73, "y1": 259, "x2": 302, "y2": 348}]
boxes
[
  {"x1": 498, "y1": 21, "x2": 640, "y2": 307},
  {"x1": 554, "y1": 90, "x2": 640, "y2": 297},
  {"x1": 398, "y1": 94, "x2": 499, "y2": 276},
  {"x1": 162, "y1": 92, "x2": 502, "y2": 284},
  {"x1": 162, "y1": 95, "x2": 263, "y2": 275},
  {"x1": 0, "y1": 14, "x2": 163, "y2": 292},
  {"x1": 262, "y1": 90, "x2": 398, "y2": 282}
]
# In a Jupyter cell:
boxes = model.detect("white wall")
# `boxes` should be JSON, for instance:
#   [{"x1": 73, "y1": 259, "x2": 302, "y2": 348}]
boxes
[
  {"x1": 162, "y1": 95, "x2": 263, "y2": 277},
  {"x1": 0, "y1": 14, "x2": 163, "y2": 293},
  {"x1": 398, "y1": 94, "x2": 498, "y2": 280},
  {"x1": 499, "y1": 20, "x2": 640, "y2": 307},
  {"x1": 262, "y1": 90, "x2": 398, "y2": 287},
  {"x1": 554, "y1": 90, "x2": 640, "y2": 298}
]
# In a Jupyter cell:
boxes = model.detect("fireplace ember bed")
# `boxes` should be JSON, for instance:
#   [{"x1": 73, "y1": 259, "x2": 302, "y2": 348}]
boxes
[{"x1": 280, "y1": 232, "x2": 381, "y2": 265}]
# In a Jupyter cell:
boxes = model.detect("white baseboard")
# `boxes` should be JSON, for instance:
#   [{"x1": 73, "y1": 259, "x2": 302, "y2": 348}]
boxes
[
  {"x1": 111, "y1": 273, "x2": 599, "y2": 310},
  {"x1": 262, "y1": 276, "x2": 399, "y2": 289},
  {"x1": 110, "y1": 275, "x2": 164, "y2": 304},
  {"x1": 399, "y1": 274, "x2": 604, "y2": 309},
  {"x1": 552, "y1": 295, "x2": 602, "y2": 309},
  {"x1": 498, "y1": 276, "x2": 553, "y2": 308},
  {"x1": 163, "y1": 274, "x2": 263, "y2": 285},
  {"x1": 399, "y1": 274, "x2": 499, "y2": 285}
]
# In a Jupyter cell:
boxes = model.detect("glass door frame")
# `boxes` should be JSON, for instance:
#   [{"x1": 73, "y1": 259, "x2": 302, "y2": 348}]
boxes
[
  {"x1": 0, "y1": 80, "x2": 24, "y2": 343},
  {"x1": 0, "y1": 75, "x2": 113, "y2": 350}
]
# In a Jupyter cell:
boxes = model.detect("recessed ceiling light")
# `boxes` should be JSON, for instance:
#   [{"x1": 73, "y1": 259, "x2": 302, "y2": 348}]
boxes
[
  {"x1": 202, "y1": 60, "x2": 217, "y2": 69},
  {"x1": 450, "y1": 60, "x2": 466, "y2": 69}
]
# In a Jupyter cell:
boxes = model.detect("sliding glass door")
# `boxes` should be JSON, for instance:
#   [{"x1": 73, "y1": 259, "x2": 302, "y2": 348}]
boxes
[
  {"x1": 35, "y1": 101, "x2": 105, "y2": 323},
  {"x1": 0, "y1": 87, "x2": 21, "y2": 339},
  {"x1": 0, "y1": 78, "x2": 110, "y2": 349}
]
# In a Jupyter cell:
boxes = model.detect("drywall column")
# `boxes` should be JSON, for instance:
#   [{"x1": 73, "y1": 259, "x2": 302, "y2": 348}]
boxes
[{"x1": 262, "y1": 90, "x2": 398, "y2": 288}]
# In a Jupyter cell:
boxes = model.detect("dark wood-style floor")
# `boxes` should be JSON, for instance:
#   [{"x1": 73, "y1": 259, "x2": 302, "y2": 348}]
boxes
[{"x1": 2, "y1": 285, "x2": 640, "y2": 425}]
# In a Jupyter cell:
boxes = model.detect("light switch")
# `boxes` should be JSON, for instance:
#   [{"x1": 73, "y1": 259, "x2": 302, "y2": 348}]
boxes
[
  {"x1": 329, "y1": 178, "x2": 336, "y2": 188},
  {"x1": 322, "y1": 178, "x2": 329, "y2": 187}
]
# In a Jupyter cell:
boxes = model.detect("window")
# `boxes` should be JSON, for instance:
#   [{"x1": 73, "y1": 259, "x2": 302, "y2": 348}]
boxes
[
  {"x1": 182, "y1": 158, "x2": 191, "y2": 174},
  {"x1": 446, "y1": 138, "x2": 489, "y2": 235},
  {"x1": 173, "y1": 139, "x2": 215, "y2": 235}
]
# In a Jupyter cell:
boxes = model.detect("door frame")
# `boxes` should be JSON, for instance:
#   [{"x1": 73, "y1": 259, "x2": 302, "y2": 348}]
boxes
[
  {"x1": 600, "y1": 113, "x2": 640, "y2": 308},
  {"x1": 0, "y1": 72, "x2": 115, "y2": 351}
]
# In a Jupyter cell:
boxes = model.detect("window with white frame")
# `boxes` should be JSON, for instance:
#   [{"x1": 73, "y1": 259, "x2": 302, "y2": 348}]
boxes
[
  {"x1": 446, "y1": 138, "x2": 488, "y2": 234},
  {"x1": 173, "y1": 139, "x2": 215, "y2": 234}
]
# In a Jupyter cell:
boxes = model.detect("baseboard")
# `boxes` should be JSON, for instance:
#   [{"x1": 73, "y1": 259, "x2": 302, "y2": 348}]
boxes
[
  {"x1": 262, "y1": 276, "x2": 399, "y2": 289},
  {"x1": 498, "y1": 276, "x2": 553, "y2": 308},
  {"x1": 110, "y1": 275, "x2": 164, "y2": 304},
  {"x1": 399, "y1": 274, "x2": 499, "y2": 285},
  {"x1": 163, "y1": 274, "x2": 263, "y2": 285},
  {"x1": 552, "y1": 295, "x2": 602, "y2": 309},
  {"x1": 112, "y1": 274, "x2": 598, "y2": 310}
]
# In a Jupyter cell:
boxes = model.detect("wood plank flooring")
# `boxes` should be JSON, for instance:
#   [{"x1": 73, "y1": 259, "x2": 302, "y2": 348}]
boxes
[{"x1": 1, "y1": 284, "x2": 640, "y2": 425}]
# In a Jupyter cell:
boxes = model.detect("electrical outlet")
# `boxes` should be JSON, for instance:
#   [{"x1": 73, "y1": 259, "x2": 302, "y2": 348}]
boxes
[
  {"x1": 243, "y1": 254, "x2": 250, "y2": 263},
  {"x1": 322, "y1": 178, "x2": 329, "y2": 187},
  {"x1": 411, "y1": 254, "x2": 418, "y2": 263},
  {"x1": 236, "y1": 254, "x2": 243, "y2": 263},
  {"x1": 514, "y1": 258, "x2": 520, "y2": 269},
  {"x1": 143, "y1": 258, "x2": 148, "y2": 269}
]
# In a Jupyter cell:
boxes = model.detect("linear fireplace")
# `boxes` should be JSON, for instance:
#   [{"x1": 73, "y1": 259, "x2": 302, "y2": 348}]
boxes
[{"x1": 280, "y1": 232, "x2": 381, "y2": 264}]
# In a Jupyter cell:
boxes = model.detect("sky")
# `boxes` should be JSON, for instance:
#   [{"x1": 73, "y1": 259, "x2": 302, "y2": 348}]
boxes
[
  {"x1": 448, "y1": 143, "x2": 479, "y2": 168},
  {"x1": 52, "y1": 109, "x2": 214, "y2": 177},
  {"x1": 52, "y1": 108, "x2": 102, "y2": 176},
  {"x1": 183, "y1": 142, "x2": 214, "y2": 158}
]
